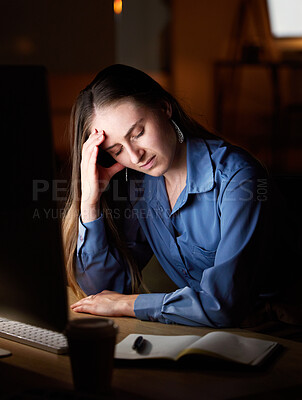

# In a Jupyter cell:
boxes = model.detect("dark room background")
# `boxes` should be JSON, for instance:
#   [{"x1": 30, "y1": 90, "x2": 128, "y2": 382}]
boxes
[{"x1": 1, "y1": 0, "x2": 302, "y2": 175}]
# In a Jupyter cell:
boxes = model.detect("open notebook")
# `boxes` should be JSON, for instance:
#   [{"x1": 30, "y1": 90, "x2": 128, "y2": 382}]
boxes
[{"x1": 115, "y1": 331, "x2": 280, "y2": 367}]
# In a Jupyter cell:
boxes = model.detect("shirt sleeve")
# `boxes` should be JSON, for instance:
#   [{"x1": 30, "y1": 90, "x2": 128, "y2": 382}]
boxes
[
  {"x1": 134, "y1": 166, "x2": 269, "y2": 327},
  {"x1": 76, "y1": 213, "x2": 153, "y2": 295}
]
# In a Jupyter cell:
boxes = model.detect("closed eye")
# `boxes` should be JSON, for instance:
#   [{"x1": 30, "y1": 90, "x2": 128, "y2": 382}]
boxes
[
  {"x1": 131, "y1": 128, "x2": 144, "y2": 142},
  {"x1": 136, "y1": 128, "x2": 144, "y2": 138},
  {"x1": 114, "y1": 146, "x2": 123, "y2": 156},
  {"x1": 114, "y1": 128, "x2": 144, "y2": 156}
]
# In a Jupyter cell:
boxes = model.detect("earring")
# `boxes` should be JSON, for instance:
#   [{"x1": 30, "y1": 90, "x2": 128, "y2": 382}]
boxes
[
  {"x1": 125, "y1": 167, "x2": 128, "y2": 182},
  {"x1": 171, "y1": 119, "x2": 184, "y2": 143}
]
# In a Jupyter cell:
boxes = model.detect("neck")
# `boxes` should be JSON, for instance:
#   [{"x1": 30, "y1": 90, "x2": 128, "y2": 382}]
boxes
[{"x1": 163, "y1": 141, "x2": 187, "y2": 201}]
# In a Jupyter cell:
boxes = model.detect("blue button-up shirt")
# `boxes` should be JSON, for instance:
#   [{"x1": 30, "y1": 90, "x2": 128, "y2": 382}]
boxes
[{"x1": 76, "y1": 136, "x2": 272, "y2": 327}]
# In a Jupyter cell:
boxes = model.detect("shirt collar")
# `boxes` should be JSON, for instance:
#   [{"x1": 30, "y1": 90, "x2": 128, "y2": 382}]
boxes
[{"x1": 186, "y1": 136, "x2": 214, "y2": 194}]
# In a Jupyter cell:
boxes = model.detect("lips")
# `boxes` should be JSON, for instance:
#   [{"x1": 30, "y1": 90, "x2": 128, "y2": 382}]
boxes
[{"x1": 140, "y1": 155, "x2": 156, "y2": 170}]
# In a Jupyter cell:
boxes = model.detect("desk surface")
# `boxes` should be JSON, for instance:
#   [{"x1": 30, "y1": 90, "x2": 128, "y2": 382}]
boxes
[{"x1": 0, "y1": 290, "x2": 302, "y2": 400}]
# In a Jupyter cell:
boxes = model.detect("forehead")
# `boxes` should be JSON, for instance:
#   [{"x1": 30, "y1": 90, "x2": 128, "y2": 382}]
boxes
[{"x1": 92, "y1": 100, "x2": 145, "y2": 133}]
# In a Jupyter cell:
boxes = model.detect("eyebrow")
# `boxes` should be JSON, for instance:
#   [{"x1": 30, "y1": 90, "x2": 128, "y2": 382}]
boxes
[{"x1": 104, "y1": 118, "x2": 144, "y2": 151}]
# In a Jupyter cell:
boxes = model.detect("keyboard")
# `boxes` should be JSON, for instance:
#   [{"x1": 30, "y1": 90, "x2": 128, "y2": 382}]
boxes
[{"x1": 0, "y1": 318, "x2": 68, "y2": 354}]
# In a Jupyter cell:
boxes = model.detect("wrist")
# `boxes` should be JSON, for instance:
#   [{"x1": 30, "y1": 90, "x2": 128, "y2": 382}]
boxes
[
  {"x1": 81, "y1": 202, "x2": 100, "y2": 223},
  {"x1": 120, "y1": 294, "x2": 138, "y2": 317}
]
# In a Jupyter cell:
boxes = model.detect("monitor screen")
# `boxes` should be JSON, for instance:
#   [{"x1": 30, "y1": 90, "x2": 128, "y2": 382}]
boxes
[
  {"x1": 266, "y1": 0, "x2": 302, "y2": 38},
  {"x1": 0, "y1": 66, "x2": 68, "y2": 332}
]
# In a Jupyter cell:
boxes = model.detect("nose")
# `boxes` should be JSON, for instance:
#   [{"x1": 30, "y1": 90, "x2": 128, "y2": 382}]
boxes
[{"x1": 127, "y1": 145, "x2": 144, "y2": 165}]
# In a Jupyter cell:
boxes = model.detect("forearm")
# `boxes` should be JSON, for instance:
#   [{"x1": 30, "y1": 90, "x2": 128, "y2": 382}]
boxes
[
  {"x1": 76, "y1": 214, "x2": 153, "y2": 295},
  {"x1": 77, "y1": 216, "x2": 132, "y2": 294},
  {"x1": 134, "y1": 287, "x2": 242, "y2": 328}
]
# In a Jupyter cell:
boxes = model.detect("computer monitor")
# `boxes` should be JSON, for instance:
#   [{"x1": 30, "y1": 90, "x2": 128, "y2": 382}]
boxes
[
  {"x1": 266, "y1": 0, "x2": 302, "y2": 39},
  {"x1": 0, "y1": 65, "x2": 68, "y2": 333}
]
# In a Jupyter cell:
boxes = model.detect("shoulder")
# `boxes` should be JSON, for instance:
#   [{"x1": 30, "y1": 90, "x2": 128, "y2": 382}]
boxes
[
  {"x1": 202, "y1": 137, "x2": 266, "y2": 179},
  {"x1": 186, "y1": 136, "x2": 266, "y2": 195}
]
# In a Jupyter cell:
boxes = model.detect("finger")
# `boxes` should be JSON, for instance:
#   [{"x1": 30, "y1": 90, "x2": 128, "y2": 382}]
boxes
[
  {"x1": 88, "y1": 129, "x2": 103, "y2": 141},
  {"x1": 70, "y1": 295, "x2": 95, "y2": 309},
  {"x1": 81, "y1": 145, "x2": 102, "y2": 187},
  {"x1": 83, "y1": 129, "x2": 103, "y2": 149},
  {"x1": 82, "y1": 130, "x2": 104, "y2": 157},
  {"x1": 87, "y1": 145, "x2": 99, "y2": 170},
  {"x1": 70, "y1": 304, "x2": 94, "y2": 314},
  {"x1": 82, "y1": 132, "x2": 104, "y2": 169}
]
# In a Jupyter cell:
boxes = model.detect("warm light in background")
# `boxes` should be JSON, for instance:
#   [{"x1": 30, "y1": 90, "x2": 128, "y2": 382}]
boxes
[
  {"x1": 114, "y1": 0, "x2": 122, "y2": 15},
  {"x1": 267, "y1": 0, "x2": 302, "y2": 38}
]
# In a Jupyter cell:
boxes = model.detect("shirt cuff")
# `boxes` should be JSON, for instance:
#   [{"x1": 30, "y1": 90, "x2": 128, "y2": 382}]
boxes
[
  {"x1": 77, "y1": 215, "x2": 107, "y2": 255},
  {"x1": 134, "y1": 293, "x2": 166, "y2": 322}
]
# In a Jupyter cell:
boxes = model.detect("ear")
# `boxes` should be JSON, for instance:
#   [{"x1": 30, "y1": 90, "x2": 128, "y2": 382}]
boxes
[{"x1": 161, "y1": 101, "x2": 172, "y2": 118}]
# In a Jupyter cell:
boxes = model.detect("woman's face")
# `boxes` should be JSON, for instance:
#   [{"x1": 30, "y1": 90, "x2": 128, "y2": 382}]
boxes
[{"x1": 91, "y1": 100, "x2": 179, "y2": 177}]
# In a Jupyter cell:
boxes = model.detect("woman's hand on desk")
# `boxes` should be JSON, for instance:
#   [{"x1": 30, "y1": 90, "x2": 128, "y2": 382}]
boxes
[{"x1": 70, "y1": 290, "x2": 138, "y2": 317}]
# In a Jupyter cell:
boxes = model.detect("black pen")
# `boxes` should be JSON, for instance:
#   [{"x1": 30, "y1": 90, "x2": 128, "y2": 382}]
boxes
[{"x1": 132, "y1": 335, "x2": 145, "y2": 352}]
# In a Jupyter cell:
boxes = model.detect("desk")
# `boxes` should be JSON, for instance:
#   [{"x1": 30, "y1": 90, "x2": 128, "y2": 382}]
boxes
[{"x1": 0, "y1": 290, "x2": 302, "y2": 399}]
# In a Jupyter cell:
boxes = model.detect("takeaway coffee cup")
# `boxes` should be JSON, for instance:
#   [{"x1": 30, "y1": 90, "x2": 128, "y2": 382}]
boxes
[{"x1": 66, "y1": 318, "x2": 118, "y2": 395}]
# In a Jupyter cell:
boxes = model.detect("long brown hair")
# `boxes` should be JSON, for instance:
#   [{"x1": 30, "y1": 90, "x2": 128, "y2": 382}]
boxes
[{"x1": 62, "y1": 64, "x2": 212, "y2": 298}]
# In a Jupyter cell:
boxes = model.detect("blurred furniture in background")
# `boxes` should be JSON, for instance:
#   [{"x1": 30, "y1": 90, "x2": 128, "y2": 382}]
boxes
[
  {"x1": 214, "y1": 60, "x2": 302, "y2": 173},
  {"x1": 213, "y1": 0, "x2": 302, "y2": 173}
]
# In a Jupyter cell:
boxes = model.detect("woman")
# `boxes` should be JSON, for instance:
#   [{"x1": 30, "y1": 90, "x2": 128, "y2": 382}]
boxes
[{"x1": 63, "y1": 64, "x2": 283, "y2": 328}]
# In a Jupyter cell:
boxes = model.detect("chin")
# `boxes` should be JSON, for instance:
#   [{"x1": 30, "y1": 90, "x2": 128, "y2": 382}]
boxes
[
  {"x1": 148, "y1": 170, "x2": 163, "y2": 177},
  {"x1": 133, "y1": 160, "x2": 169, "y2": 177},
  {"x1": 149, "y1": 165, "x2": 169, "y2": 177}
]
